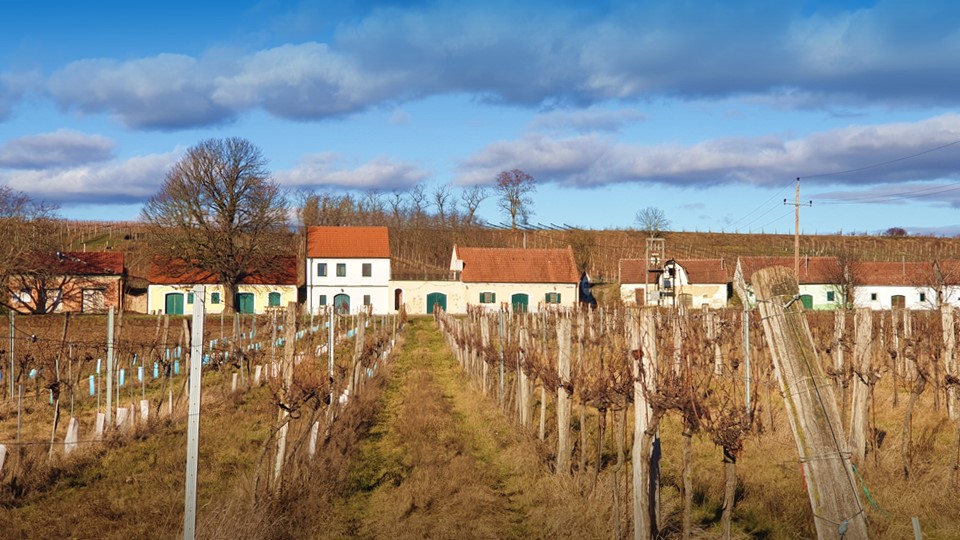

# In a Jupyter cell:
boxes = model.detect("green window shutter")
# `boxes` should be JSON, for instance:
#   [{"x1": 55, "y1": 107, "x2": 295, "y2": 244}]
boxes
[
  {"x1": 319, "y1": 295, "x2": 327, "y2": 306},
  {"x1": 187, "y1": 292, "x2": 194, "y2": 304},
  {"x1": 363, "y1": 294, "x2": 371, "y2": 306},
  {"x1": 211, "y1": 292, "x2": 221, "y2": 304},
  {"x1": 556, "y1": 293, "x2": 561, "y2": 303},
  {"x1": 269, "y1": 292, "x2": 281, "y2": 306},
  {"x1": 826, "y1": 291, "x2": 835, "y2": 302}
]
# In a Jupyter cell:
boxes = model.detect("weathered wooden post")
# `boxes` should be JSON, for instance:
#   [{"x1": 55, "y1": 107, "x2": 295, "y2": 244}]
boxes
[
  {"x1": 273, "y1": 302, "x2": 297, "y2": 491},
  {"x1": 556, "y1": 316, "x2": 573, "y2": 475},
  {"x1": 753, "y1": 266, "x2": 868, "y2": 539},
  {"x1": 850, "y1": 309, "x2": 873, "y2": 464},
  {"x1": 627, "y1": 308, "x2": 661, "y2": 540},
  {"x1": 942, "y1": 307, "x2": 957, "y2": 421}
]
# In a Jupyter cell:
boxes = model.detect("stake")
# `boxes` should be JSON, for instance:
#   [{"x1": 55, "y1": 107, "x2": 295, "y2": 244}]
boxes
[{"x1": 183, "y1": 285, "x2": 205, "y2": 540}]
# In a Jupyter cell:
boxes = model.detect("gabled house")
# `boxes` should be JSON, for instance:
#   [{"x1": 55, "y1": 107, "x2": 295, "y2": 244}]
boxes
[
  {"x1": 147, "y1": 257, "x2": 298, "y2": 315},
  {"x1": 305, "y1": 226, "x2": 391, "y2": 314},
  {"x1": 661, "y1": 258, "x2": 732, "y2": 308},
  {"x1": 7, "y1": 251, "x2": 125, "y2": 314},
  {"x1": 854, "y1": 261, "x2": 937, "y2": 310},
  {"x1": 449, "y1": 245, "x2": 579, "y2": 313},
  {"x1": 618, "y1": 258, "x2": 661, "y2": 306}
]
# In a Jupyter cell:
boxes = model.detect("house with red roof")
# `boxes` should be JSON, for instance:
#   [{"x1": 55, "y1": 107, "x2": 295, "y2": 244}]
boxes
[
  {"x1": 852, "y1": 261, "x2": 937, "y2": 310},
  {"x1": 444, "y1": 245, "x2": 580, "y2": 313},
  {"x1": 147, "y1": 257, "x2": 298, "y2": 315},
  {"x1": 7, "y1": 251, "x2": 125, "y2": 314},
  {"x1": 305, "y1": 226, "x2": 391, "y2": 314}
]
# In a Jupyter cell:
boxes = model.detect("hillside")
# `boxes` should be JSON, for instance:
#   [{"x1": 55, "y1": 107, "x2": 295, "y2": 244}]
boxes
[{"x1": 56, "y1": 220, "x2": 960, "y2": 284}]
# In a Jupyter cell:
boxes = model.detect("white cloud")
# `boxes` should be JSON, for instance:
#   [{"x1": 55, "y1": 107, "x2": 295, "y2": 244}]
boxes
[
  {"x1": 0, "y1": 130, "x2": 114, "y2": 169},
  {"x1": 275, "y1": 152, "x2": 429, "y2": 190},
  {"x1": 458, "y1": 114, "x2": 960, "y2": 189},
  {"x1": 0, "y1": 150, "x2": 179, "y2": 204}
]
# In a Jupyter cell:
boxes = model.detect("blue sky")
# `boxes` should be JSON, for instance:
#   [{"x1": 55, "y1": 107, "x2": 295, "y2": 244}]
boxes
[{"x1": 2, "y1": 0, "x2": 960, "y2": 235}]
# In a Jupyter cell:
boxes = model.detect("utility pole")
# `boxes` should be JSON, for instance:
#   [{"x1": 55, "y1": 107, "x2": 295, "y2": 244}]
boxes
[{"x1": 784, "y1": 177, "x2": 812, "y2": 279}]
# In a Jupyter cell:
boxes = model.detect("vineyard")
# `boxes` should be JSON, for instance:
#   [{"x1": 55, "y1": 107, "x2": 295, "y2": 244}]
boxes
[
  {"x1": 0, "y1": 305, "x2": 402, "y2": 538},
  {"x1": 437, "y1": 270, "x2": 960, "y2": 538}
]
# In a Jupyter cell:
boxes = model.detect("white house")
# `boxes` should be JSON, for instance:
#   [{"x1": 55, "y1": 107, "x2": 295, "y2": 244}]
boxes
[
  {"x1": 305, "y1": 226, "x2": 391, "y2": 314},
  {"x1": 737, "y1": 256, "x2": 844, "y2": 310},
  {"x1": 447, "y1": 245, "x2": 580, "y2": 313},
  {"x1": 853, "y1": 261, "x2": 937, "y2": 310}
]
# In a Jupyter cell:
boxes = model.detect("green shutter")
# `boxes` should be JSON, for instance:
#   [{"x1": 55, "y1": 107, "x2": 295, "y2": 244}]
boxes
[
  {"x1": 211, "y1": 292, "x2": 220, "y2": 304},
  {"x1": 187, "y1": 293, "x2": 194, "y2": 304},
  {"x1": 268, "y1": 292, "x2": 281, "y2": 306},
  {"x1": 319, "y1": 295, "x2": 327, "y2": 306}
]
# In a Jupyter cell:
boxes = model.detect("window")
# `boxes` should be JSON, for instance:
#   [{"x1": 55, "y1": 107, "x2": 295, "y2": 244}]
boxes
[
  {"x1": 920, "y1": 292, "x2": 927, "y2": 302},
  {"x1": 362, "y1": 263, "x2": 372, "y2": 277},
  {"x1": 187, "y1": 292, "x2": 194, "y2": 304},
  {"x1": 336, "y1": 263, "x2": 346, "y2": 277},
  {"x1": 16, "y1": 288, "x2": 31, "y2": 303},
  {"x1": 268, "y1": 292, "x2": 282, "y2": 307},
  {"x1": 480, "y1": 292, "x2": 496, "y2": 303},
  {"x1": 317, "y1": 263, "x2": 327, "y2": 277},
  {"x1": 363, "y1": 294, "x2": 371, "y2": 306},
  {"x1": 870, "y1": 292, "x2": 878, "y2": 301},
  {"x1": 826, "y1": 291, "x2": 835, "y2": 302},
  {"x1": 319, "y1": 295, "x2": 327, "y2": 306},
  {"x1": 211, "y1": 292, "x2": 221, "y2": 304},
  {"x1": 545, "y1": 292, "x2": 561, "y2": 304}
]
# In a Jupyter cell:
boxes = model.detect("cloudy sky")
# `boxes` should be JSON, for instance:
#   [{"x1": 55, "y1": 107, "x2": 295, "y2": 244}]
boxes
[{"x1": 2, "y1": 0, "x2": 960, "y2": 235}]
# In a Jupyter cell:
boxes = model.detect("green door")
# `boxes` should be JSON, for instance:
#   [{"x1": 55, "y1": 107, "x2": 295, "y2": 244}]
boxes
[
  {"x1": 235, "y1": 292, "x2": 255, "y2": 314},
  {"x1": 511, "y1": 293, "x2": 529, "y2": 313},
  {"x1": 165, "y1": 293, "x2": 184, "y2": 315},
  {"x1": 426, "y1": 292, "x2": 447, "y2": 314},
  {"x1": 334, "y1": 293, "x2": 350, "y2": 314},
  {"x1": 799, "y1": 294, "x2": 813, "y2": 310}
]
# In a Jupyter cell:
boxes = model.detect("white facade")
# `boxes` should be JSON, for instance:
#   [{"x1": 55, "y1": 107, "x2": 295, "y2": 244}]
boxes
[
  {"x1": 464, "y1": 282, "x2": 578, "y2": 313},
  {"x1": 852, "y1": 285, "x2": 937, "y2": 310},
  {"x1": 390, "y1": 280, "x2": 467, "y2": 314},
  {"x1": 306, "y1": 257, "x2": 391, "y2": 314}
]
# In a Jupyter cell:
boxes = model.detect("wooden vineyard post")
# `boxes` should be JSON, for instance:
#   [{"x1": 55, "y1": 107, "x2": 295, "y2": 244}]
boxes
[
  {"x1": 849, "y1": 309, "x2": 873, "y2": 464},
  {"x1": 556, "y1": 316, "x2": 573, "y2": 475},
  {"x1": 943, "y1": 307, "x2": 957, "y2": 421},
  {"x1": 481, "y1": 316, "x2": 490, "y2": 396},
  {"x1": 519, "y1": 324, "x2": 532, "y2": 427},
  {"x1": 753, "y1": 267, "x2": 867, "y2": 539},
  {"x1": 629, "y1": 308, "x2": 660, "y2": 540},
  {"x1": 834, "y1": 311, "x2": 846, "y2": 397},
  {"x1": 273, "y1": 302, "x2": 297, "y2": 492}
]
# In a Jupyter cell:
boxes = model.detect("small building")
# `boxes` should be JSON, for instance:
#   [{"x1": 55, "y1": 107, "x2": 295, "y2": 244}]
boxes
[
  {"x1": 448, "y1": 245, "x2": 579, "y2": 313},
  {"x1": 661, "y1": 258, "x2": 732, "y2": 309},
  {"x1": 737, "y1": 256, "x2": 843, "y2": 310},
  {"x1": 853, "y1": 261, "x2": 937, "y2": 310},
  {"x1": 147, "y1": 257, "x2": 298, "y2": 315},
  {"x1": 305, "y1": 226, "x2": 391, "y2": 314},
  {"x1": 7, "y1": 251, "x2": 125, "y2": 314},
  {"x1": 618, "y1": 258, "x2": 661, "y2": 306}
]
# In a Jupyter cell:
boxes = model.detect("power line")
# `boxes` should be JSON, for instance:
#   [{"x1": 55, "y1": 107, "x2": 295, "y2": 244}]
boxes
[
  {"x1": 817, "y1": 181, "x2": 960, "y2": 205},
  {"x1": 802, "y1": 139, "x2": 960, "y2": 180}
]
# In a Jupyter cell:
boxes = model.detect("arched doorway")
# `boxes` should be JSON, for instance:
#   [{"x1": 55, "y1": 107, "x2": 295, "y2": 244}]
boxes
[
  {"x1": 799, "y1": 294, "x2": 813, "y2": 310},
  {"x1": 511, "y1": 293, "x2": 529, "y2": 313},
  {"x1": 164, "y1": 292, "x2": 184, "y2": 315},
  {"x1": 426, "y1": 292, "x2": 447, "y2": 314},
  {"x1": 334, "y1": 293, "x2": 350, "y2": 314},
  {"x1": 394, "y1": 288, "x2": 403, "y2": 311}
]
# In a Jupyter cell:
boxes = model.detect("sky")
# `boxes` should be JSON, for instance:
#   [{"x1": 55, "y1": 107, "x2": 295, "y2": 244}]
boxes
[{"x1": 2, "y1": 0, "x2": 960, "y2": 236}]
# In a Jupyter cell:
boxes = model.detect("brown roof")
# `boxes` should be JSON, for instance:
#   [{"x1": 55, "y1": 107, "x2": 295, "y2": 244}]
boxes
[
  {"x1": 20, "y1": 251, "x2": 124, "y2": 276},
  {"x1": 674, "y1": 259, "x2": 732, "y2": 284},
  {"x1": 306, "y1": 226, "x2": 390, "y2": 258},
  {"x1": 856, "y1": 261, "x2": 935, "y2": 287},
  {"x1": 619, "y1": 259, "x2": 661, "y2": 284},
  {"x1": 739, "y1": 256, "x2": 840, "y2": 284},
  {"x1": 937, "y1": 260, "x2": 960, "y2": 285},
  {"x1": 148, "y1": 257, "x2": 298, "y2": 286},
  {"x1": 455, "y1": 246, "x2": 578, "y2": 284}
]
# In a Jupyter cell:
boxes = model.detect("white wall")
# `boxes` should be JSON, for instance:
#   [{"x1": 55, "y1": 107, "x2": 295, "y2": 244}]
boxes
[
  {"x1": 390, "y1": 280, "x2": 467, "y2": 314},
  {"x1": 853, "y1": 285, "x2": 937, "y2": 310},
  {"x1": 306, "y1": 256, "x2": 390, "y2": 314},
  {"x1": 147, "y1": 284, "x2": 297, "y2": 314},
  {"x1": 464, "y1": 282, "x2": 578, "y2": 313}
]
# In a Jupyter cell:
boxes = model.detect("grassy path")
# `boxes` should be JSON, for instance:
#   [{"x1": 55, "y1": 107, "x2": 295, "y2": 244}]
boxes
[{"x1": 342, "y1": 316, "x2": 535, "y2": 540}]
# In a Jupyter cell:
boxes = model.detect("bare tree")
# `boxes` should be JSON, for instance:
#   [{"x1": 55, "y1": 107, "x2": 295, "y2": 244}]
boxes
[
  {"x1": 0, "y1": 188, "x2": 61, "y2": 301},
  {"x1": 409, "y1": 183, "x2": 428, "y2": 225},
  {"x1": 828, "y1": 251, "x2": 862, "y2": 309},
  {"x1": 635, "y1": 207, "x2": 670, "y2": 237},
  {"x1": 293, "y1": 190, "x2": 321, "y2": 228},
  {"x1": 460, "y1": 185, "x2": 488, "y2": 225},
  {"x1": 141, "y1": 137, "x2": 290, "y2": 314},
  {"x1": 388, "y1": 190, "x2": 407, "y2": 226},
  {"x1": 495, "y1": 169, "x2": 536, "y2": 229},
  {"x1": 361, "y1": 190, "x2": 386, "y2": 225},
  {"x1": 432, "y1": 183, "x2": 453, "y2": 226}
]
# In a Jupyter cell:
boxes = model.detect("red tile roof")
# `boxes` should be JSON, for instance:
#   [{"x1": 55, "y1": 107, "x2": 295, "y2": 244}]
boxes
[
  {"x1": 619, "y1": 259, "x2": 661, "y2": 284},
  {"x1": 937, "y1": 260, "x2": 960, "y2": 285},
  {"x1": 306, "y1": 226, "x2": 390, "y2": 258},
  {"x1": 20, "y1": 251, "x2": 124, "y2": 276},
  {"x1": 856, "y1": 261, "x2": 935, "y2": 287},
  {"x1": 674, "y1": 259, "x2": 732, "y2": 284},
  {"x1": 739, "y1": 256, "x2": 841, "y2": 284},
  {"x1": 455, "y1": 246, "x2": 579, "y2": 284},
  {"x1": 148, "y1": 257, "x2": 297, "y2": 285}
]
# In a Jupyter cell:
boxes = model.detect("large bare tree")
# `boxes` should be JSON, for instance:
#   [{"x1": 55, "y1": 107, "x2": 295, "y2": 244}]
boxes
[
  {"x1": 495, "y1": 169, "x2": 536, "y2": 229},
  {"x1": 460, "y1": 185, "x2": 488, "y2": 225},
  {"x1": 635, "y1": 207, "x2": 670, "y2": 238},
  {"x1": 0, "y1": 187, "x2": 62, "y2": 304},
  {"x1": 141, "y1": 138, "x2": 289, "y2": 313}
]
